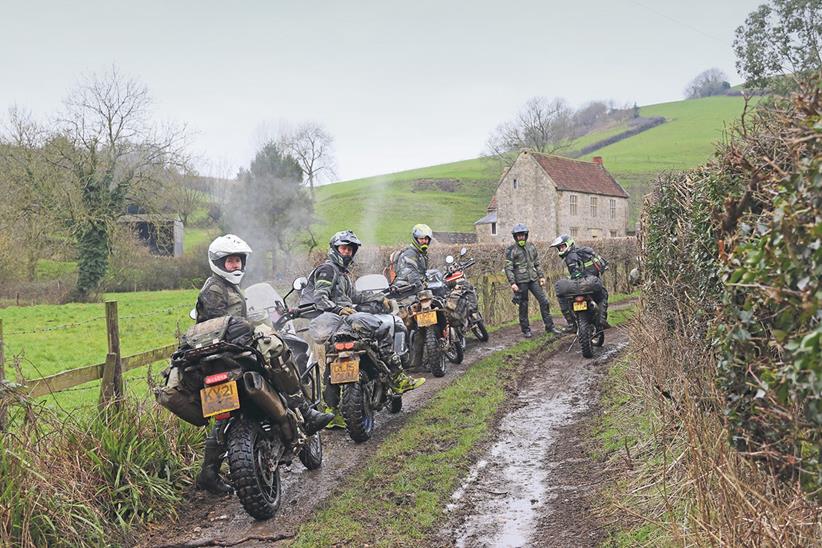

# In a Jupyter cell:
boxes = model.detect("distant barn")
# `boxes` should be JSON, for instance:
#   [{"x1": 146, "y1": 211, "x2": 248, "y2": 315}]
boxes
[{"x1": 119, "y1": 214, "x2": 184, "y2": 257}]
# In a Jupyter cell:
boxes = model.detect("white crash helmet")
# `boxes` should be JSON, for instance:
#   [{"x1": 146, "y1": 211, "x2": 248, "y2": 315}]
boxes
[{"x1": 208, "y1": 234, "x2": 252, "y2": 285}]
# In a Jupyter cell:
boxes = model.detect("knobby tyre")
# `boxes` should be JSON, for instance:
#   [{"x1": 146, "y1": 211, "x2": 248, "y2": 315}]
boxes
[
  {"x1": 227, "y1": 419, "x2": 282, "y2": 520},
  {"x1": 445, "y1": 327, "x2": 464, "y2": 364},
  {"x1": 425, "y1": 327, "x2": 448, "y2": 377},
  {"x1": 298, "y1": 432, "x2": 323, "y2": 470},
  {"x1": 578, "y1": 313, "x2": 594, "y2": 359},
  {"x1": 340, "y1": 379, "x2": 375, "y2": 443},
  {"x1": 472, "y1": 319, "x2": 489, "y2": 342}
]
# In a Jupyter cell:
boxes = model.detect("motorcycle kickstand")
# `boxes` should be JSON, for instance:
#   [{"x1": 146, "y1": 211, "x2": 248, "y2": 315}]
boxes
[{"x1": 566, "y1": 335, "x2": 578, "y2": 353}]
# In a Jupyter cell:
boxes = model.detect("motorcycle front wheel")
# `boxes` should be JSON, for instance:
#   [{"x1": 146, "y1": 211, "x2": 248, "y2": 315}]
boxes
[
  {"x1": 445, "y1": 328, "x2": 464, "y2": 364},
  {"x1": 298, "y1": 432, "x2": 323, "y2": 470},
  {"x1": 227, "y1": 419, "x2": 282, "y2": 520},
  {"x1": 472, "y1": 319, "x2": 489, "y2": 342}
]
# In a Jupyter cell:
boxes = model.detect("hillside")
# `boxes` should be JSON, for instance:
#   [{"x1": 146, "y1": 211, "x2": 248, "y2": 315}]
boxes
[{"x1": 313, "y1": 95, "x2": 754, "y2": 243}]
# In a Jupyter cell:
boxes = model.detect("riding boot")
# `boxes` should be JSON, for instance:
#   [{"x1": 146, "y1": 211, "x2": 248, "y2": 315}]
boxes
[
  {"x1": 287, "y1": 392, "x2": 334, "y2": 435},
  {"x1": 388, "y1": 354, "x2": 425, "y2": 393},
  {"x1": 196, "y1": 434, "x2": 233, "y2": 495}
]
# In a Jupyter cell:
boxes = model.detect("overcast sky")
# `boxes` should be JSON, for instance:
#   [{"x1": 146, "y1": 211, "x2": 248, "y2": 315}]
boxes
[{"x1": 0, "y1": 0, "x2": 761, "y2": 181}]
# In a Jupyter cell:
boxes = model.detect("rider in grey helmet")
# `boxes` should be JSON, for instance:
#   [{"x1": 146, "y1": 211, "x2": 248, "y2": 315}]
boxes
[{"x1": 504, "y1": 223, "x2": 562, "y2": 338}]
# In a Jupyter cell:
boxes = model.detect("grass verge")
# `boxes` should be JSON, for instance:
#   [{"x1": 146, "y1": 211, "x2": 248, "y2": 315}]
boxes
[{"x1": 291, "y1": 305, "x2": 635, "y2": 547}]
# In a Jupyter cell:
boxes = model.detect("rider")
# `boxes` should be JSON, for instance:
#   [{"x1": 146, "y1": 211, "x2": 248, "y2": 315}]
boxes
[
  {"x1": 549, "y1": 234, "x2": 610, "y2": 332},
  {"x1": 194, "y1": 234, "x2": 333, "y2": 494},
  {"x1": 391, "y1": 223, "x2": 433, "y2": 292},
  {"x1": 302, "y1": 230, "x2": 425, "y2": 426},
  {"x1": 505, "y1": 223, "x2": 562, "y2": 338}
]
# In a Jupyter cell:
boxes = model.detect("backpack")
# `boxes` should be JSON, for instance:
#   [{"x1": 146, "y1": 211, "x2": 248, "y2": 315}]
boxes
[
  {"x1": 298, "y1": 263, "x2": 339, "y2": 308},
  {"x1": 384, "y1": 249, "x2": 402, "y2": 284},
  {"x1": 577, "y1": 247, "x2": 609, "y2": 275}
]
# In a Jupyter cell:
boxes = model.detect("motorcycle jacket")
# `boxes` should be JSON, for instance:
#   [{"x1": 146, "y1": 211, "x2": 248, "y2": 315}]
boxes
[
  {"x1": 392, "y1": 245, "x2": 429, "y2": 291},
  {"x1": 563, "y1": 246, "x2": 608, "y2": 280},
  {"x1": 504, "y1": 241, "x2": 544, "y2": 284},
  {"x1": 196, "y1": 275, "x2": 247, "y2": 323},
  {"x1": 300, "y1": 252, "x2": 377, "y2": 313}
]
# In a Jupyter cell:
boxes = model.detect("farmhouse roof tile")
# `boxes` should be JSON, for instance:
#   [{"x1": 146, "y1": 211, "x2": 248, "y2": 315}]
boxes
[{"x1": 528, "y1": 152, "x2": 629, "y2": 198}]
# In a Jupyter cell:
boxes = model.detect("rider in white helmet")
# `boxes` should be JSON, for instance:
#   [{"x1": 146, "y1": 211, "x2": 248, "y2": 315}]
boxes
[{"x1": 193, "y1": 234, "x2": 333, "y2": 495}]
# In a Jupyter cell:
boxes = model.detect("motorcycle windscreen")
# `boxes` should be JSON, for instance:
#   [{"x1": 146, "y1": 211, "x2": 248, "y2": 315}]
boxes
[
  {"x1": 354, "y1": 274, "x2": 390, "y2": 292},
  {"x1": 245, "y1": 282, "x2": 287, "y2": 327}
]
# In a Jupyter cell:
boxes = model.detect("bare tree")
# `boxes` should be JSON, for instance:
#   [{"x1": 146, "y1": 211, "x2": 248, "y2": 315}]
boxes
[
  {"x1": 278, "y1": 122, "x2": 336, "y2": 198},
  {"x1": 484, "y1": 97, "x2": 574, "y2": 166},
  {"x1": 143, "y1": 168, "x2": 205, "y2": 225},
  {"x1": 0, "y1": 107, "x2": 65, "y2": 281},
  {"x1": 684, "y1": 68, "x2": 731, "y2": 99},
  {"x1": 50, "y1": 67, "x2": 187, "y2": 299}
]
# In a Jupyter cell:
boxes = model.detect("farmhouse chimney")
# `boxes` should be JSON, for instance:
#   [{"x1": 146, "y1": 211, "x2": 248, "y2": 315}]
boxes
[{"x1": 592, "y1": 156, "x2": 603, "y2": 167}]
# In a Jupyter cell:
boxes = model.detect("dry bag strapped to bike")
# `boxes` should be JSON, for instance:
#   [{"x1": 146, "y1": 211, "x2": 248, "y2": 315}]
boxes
[
  {"x1": 154, "y1": 316, "x2": 255, "y2": 426},
  {"x1": 555, "y1": 275, "x2": 604, "y2": 298}
]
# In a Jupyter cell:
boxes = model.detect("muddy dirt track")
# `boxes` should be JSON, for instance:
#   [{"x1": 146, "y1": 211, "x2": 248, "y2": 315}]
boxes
[{"x1": 138, "y1": 317, "x2": 629, "y2": 548}]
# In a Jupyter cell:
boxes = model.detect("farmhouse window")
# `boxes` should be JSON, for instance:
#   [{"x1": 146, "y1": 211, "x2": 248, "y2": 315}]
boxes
[
  {"x1": 610, "y1": 230, "x2": 618, "y2": 237},
  {"x1": 569, "y1": 194, "x2": 577, "y2": 216},
  {"x1": 513, "y1": 178, "x2": 518, "y2": 189},
  {"x1": 590, "y1": 196, "x2": 598, "y2": 217},
  {"x1": 491, "y1": 222, "x2": 497, "y2": 235},
  {"x1": 610, "y1": 199, "x2": 616, "y2": 219},
  {"x1": 570, "y1": 227, "x2": 579, "y2": 237}
]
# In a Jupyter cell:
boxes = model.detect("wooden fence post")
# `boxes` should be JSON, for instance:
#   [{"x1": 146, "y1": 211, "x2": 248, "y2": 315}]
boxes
[
  {"x1": 0, "y1": 318, "x2": 6, "y2": 431},
  {"x1": 99, "y1": 301, "x2": 124, "y2": 410}
]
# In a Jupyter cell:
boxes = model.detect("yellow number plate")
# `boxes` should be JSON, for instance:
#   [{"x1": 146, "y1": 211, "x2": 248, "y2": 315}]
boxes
[
  {"x1": 200, "y1": 380, "x2": 240, "y2": 418},
  {"x1": 330, "y1": 356, "x2": 360, "y2": 384},
  {"x1": 573, "y1": 301, "x2": 588, "y2": 312},
  {"x1": 416, "y1": 310, "x2": 438, "y2": 327}
]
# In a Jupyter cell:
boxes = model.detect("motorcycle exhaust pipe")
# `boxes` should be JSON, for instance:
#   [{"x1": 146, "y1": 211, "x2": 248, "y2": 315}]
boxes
[{"x1": 242, "y1": 371, "x2": 295, "y2": 441}]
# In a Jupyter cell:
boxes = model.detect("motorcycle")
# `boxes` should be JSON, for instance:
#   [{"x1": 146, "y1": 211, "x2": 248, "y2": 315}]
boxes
[
  {"x1": 424, "y1": 267, "x2": 464, "y2": 365},
  {"x1": 556, "y1": 276, "x2": 605, "y2": 359},
  {"x1": 399, "y1": 281, "x2": 449, "y2": 377},
  {"x1": 443, "y1": 248, "x2": 488, "y2": 344},
  {"x1": 158, "y1": 279, "x2": 322, "y2": 521},
  {"x1": 308, "y1": 274, "x2": 408, "y2": 443}
]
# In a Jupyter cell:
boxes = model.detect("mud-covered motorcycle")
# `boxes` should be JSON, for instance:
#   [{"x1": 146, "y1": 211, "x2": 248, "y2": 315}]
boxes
[
  {"x1": 443, "y1": 248, "x2": 488, "y2": 343},
  {"x1": 157, "y1": 279, "x2": 322, "y2": 520},
  {"x1": 556, "y1": 276, "x2": 605, "y2": 359},
  {"x1": 400, "y1": 284, "x2": 449, "y2": 377},
  {"x1": 309, "y1": 274, "x2": 409, "y2": 443}
]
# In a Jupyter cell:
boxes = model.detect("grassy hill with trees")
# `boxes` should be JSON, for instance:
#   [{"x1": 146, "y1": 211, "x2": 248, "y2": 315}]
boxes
[{"x1": 313, "y1": 94, "x2": 754, "y2": 243}]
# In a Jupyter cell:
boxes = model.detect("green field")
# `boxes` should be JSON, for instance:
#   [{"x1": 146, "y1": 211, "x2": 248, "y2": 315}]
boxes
[
  {"x1": 1, "y1": 289, "x2": 198, "y2": 410},
  {"x1": 313, "y1": 95, "x2": 752, "y2": 243}
]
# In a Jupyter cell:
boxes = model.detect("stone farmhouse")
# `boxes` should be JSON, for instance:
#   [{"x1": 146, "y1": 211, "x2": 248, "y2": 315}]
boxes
[{"x1": 474, "y1": 150, "x2": 629, "y2": 243}]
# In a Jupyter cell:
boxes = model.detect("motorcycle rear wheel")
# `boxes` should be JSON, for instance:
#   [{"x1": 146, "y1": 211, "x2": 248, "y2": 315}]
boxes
[
  {"x1": 341, "y1": 379, "x2": 375, "y2": 443},
  {"x1": 227, "y1": 419, "x2": 282, "y2": 520},
  {"x1": 425, "y1": 328, "x2": 448, "y2": 377},
  {"x1": 578, "y1": 314, "x2": 594, "y2": 359}
]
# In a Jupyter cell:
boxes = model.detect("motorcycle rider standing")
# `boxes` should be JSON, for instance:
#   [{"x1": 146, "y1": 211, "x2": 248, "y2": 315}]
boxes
[
  {"x1": 549, "y1": 234, "x2": 610, "y2": 332},
  {"x1": 194, "y1": 234, "x2": 333, "y2": 494},
  {"x1": 301, "y1": 230, "x2": 425, "y2": 426},
  {"x1": 505, "y1": 224, "x2": 562, "y2": 338}
]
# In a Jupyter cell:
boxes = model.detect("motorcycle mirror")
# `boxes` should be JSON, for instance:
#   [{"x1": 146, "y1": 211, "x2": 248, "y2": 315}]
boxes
[
  {"x1": 460, "y1": 247, "x2": 467, "y2": 256},
  {"x1": 292, "y1": 276, "x2": 308, "y2": 291},
  {"x1": 188, "y1": 308, "x2": 197, "y2": 321},
  {"x1": 445, "y1": 255, "x2": 455, "y2": 264}
]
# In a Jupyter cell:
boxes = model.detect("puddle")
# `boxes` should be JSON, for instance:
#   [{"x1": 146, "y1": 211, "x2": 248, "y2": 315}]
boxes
[{"x1": 445, "y1": 342, "x2": 627, "y2": 548}]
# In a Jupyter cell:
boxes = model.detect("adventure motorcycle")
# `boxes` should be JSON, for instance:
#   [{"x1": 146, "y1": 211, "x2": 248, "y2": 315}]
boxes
[
  {"x1": 556, "y1": 276, "x2": 605, "y2": 359},
  {"x1": 443, "y1": 247, "x2": 488, "y2": 344},
  {"x1": 157, "y1": 279, "x2": 322, "y2": 521},
  {"x1": 399, "y1": 283, "x2": 449, "y2": 377},
  {"x1": 308, "y1": 274, "x2": 408, "y2": 443}
]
